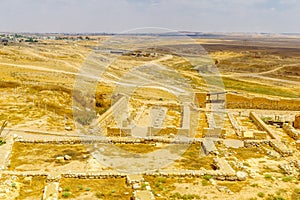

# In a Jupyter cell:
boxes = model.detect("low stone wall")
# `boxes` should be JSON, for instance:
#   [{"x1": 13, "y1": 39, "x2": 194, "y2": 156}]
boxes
[
  {"x1": 15, "y1": 137, "x2": 204, "y2": 144},
  {"x1": 227, "y1": 113, "x2": 243, "y2": 137},
  {"x1": 244, "y1": 140, "x2": 270, "y2": 147},
  {"x1": 283, "y1": 123, "x2": 300, "y2": 140},
  {"x1": 213, "y1": 158, "x2": 235, "y2": 176},
  {"x1": 202, "y1": 139, "x2": 218, "y2": 155},
  {"x1": 62, "y1": 172, "x2": 127, "y2": 179},
  {"x1": 1, "y1": 169, "x2": 241, "y2": 182},
  {"x1": 269, "y1": 140, "x2": 293, "y2": 157},
  {"x1": 249, "y1": 112, "x2": 278, "y2": 139}
]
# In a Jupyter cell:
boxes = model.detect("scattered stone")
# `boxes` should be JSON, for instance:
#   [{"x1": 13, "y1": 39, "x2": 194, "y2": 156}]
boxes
[
  {"x1": 65, "y1": 126, "x2": 72, "y2": 131},
  {"x1": 145, "y1": 185, "x2": 151, "y2": 190},
  {"x1": 209, "y1": 178, "x2": 217, "y2": 185},
  {"x1": 217, "y1": 186, "x2": 227, "y2": 192},
  {"x1": 236, "y1": 171, "x2": 247, "y2": 181},
  {"x1": 133, "y1": 183, "x2": 141, "y2": 189},
  {"x1": 64, "y1": 155, "x2": 72, "y2": 160},
  {"x1": 56, "y1": 156, "x2": 65, "y2": 163}
]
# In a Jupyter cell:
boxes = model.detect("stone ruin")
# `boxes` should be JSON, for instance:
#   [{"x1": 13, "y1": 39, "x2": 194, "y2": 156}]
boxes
[{"x1": 294, "y1": 113, "x2": 300, "y2": 129}]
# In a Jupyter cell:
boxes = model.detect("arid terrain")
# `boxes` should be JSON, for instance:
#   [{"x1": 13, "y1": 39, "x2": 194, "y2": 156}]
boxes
[{"x1": 0, "y1": 33, "x2": 299, "y2": 200}]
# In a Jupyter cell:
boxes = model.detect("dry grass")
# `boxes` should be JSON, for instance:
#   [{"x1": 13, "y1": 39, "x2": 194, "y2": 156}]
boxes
[
  {"x1": 217, "y1": 181, "x2": 249, "y2": 193},
  {"x1": 16, "y1": 176, "x2": 47, "y2": 200},
  {"x1": 59, "y1": 177, "x2": 132, "y2": 200},
  {"x1": 228, "y1": 147, "x2": 267, "y2": 160},
  {"x1": 115, "y1": 143, "x2": 162, "y2": 154},
  {"x1": 143, "y1": 175, "x2": 196, "y2": 199},
  {"x1": 173, "y1": 144, "x2": 215, "y2": 170},
  {"x1": 9, "y1": 142, "x2": 89, "y2": 170}
]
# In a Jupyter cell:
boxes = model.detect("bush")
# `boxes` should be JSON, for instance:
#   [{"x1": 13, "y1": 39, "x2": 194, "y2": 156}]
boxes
[
  {"x1": 266, "y1": 194, "x2": 285, "y2": 200},
  {"x1": 203, "y1": 174, "x2": 213, "y2": 180},
  {"x1": 85, "y1": 187, "x2": 91, "y2": 191},
  {"x1": 158, "y1": 177, "x2": 166, "y2": 183},
  {"x1": 11, "y1": 182, "x2": 17, "y2": 188},
  {"x1": 0, "y1": 139, "x2": 6, "y2": 146},
  {"x1": 62, "y1": 192, "x2": 71, "y2": 198},
  {"x1": 64, "y1": 186, "x2": 71, "y2": 192},
  {"x1": 282, "y1": 176, "x2": 292, "y2": 182},
  {"x1": 202, "y1": 180, "x2": 208, "y2": 186},
  {"x1": 170, "y1": 193, "x2": 199, "y2": 200},
  {"x1": 264, "y1": 174, "x2": 273, "y2": 179},
  {"x1": 182, "y1": 194, "x2": 200, "y2": 200},
  {"x1": 171, "y1": 192, "x2": 181, "y2": 199},
  {"x1": 141, "y1": 183, "x2": 147, "y2": 190},
  {"x1": 250, "y1": 183, "x2": 259, "y2": 187},
  {"x1": 257, "y1": 192, "x2": 265, "y2": 198}
]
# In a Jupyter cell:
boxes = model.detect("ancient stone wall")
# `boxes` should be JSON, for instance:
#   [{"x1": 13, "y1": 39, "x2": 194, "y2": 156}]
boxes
[
  {"x1": 283, "y1": 123, "x2": 300, "y2": 140},
  {"x1": 202, "y1": 139, "x2": 218, "y2": 155},
  {"x1": 269, "y1": 140, "x2": 293, "y2": 157},
  {"x1": 227, "y1": 113, "x2": 243, "y2": 137},
  {"x1": 15, "y1": 137, "x2": 203, "y2": 144},
  {"x1": 97, "y1": 96, "x2": 128, "y2": 133},
  {"x1": 249, "y1": 112, "x2": 278, "y2": 140}
]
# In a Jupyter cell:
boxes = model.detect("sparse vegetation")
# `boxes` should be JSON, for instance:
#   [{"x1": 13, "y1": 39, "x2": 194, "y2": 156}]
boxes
[
  {"x1": 264, "y1": 174, "x2": 273, "y2": 180},
  {"x1": 59, "y1": 178, "x2": 131, "y2": 199},
  {"x1": 202, "y1": 179, "x2": 208, "y2": 186},
  {"x1": 257, "y1": 192, "x2": 265, "y2": 198},
  {"x1": 282, "y1": 176, "x2": 293, "y2": 182},
  {"x1": 170, "y1": 192, "x2": 200, "y2": 199},
  {"x1": 203, "y1": 174, "x2": 213, "y2": 180},
  {"x1": 62, "y1": 191, "x2": 71, "y2": 198},
  {"x1": 0, "y1": 139, "x2": 6, "y2": 146}
]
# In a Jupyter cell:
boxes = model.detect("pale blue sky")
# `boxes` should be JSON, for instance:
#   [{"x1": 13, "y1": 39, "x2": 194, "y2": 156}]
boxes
[{"x1": 0, "y1": 0, "x2": 299, "y2": 33}]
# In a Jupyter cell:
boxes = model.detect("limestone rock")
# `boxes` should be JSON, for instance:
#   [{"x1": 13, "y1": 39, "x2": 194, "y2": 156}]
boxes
[
  {"x1": 64, "y1": 155, "x2": 72, "y2": 160},
  {"x1": 132, "y1": 183, "x2": 141, "y2": 189},
  {"x1": 56, "y1": 156, "x2": 65, "y2": 163},
  {"x1": 236, "y1": 171, "x2": 247, "y2": 181}
]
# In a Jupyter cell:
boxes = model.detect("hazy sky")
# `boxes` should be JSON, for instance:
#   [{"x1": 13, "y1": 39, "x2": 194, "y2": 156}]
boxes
[{"x1": 0, "y1": 0, "x2": 299, "y2": 33}]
